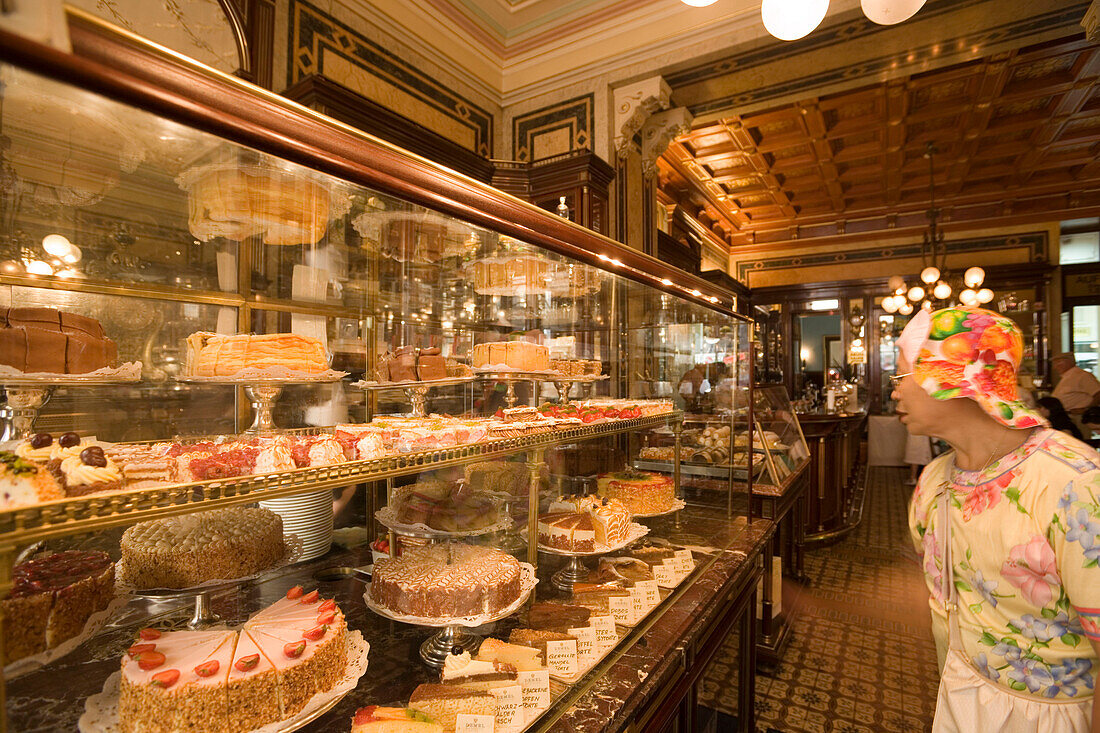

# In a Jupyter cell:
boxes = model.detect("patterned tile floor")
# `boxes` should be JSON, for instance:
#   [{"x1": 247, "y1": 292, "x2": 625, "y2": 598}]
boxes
[{"x1": 699, "y1": 466, "x2": 940, "y2": 733}]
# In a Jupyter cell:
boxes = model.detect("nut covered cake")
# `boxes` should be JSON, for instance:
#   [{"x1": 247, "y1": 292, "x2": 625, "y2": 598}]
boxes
[
  {"x1": 120, "y1": 507, "x2": 284, "y2": 589},
  {"x1": 370, "y1": 543, "x2": 522, "y2": 618},
  {"x1": 596, "y1": 470, "x2": 676, "y2": 515}
]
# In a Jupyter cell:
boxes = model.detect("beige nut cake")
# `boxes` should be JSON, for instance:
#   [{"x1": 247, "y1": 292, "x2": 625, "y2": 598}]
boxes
[{"x1": 120, "y1": 507, "x2": 284, "y2": 589}]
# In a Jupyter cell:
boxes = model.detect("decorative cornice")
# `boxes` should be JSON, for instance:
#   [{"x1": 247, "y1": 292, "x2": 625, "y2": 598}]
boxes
[
  {"x1": 613, "y1": 76, "x2": 670, "y2": 159},
  {"x1": 1084, "y1": 0, "x2": 1100, "y2": 40},
  {"x1": 640, "y1": 106, "x2": 692, "y2": 179}
]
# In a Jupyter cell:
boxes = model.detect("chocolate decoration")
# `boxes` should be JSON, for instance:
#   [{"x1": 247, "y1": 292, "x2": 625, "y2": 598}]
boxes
[
  {"x1": 29, "y1": 433, "x2": 52, "y2": 449},
  {"x1": 58, "y1": 432, "x2": 80, "y2": 448},
  {"x1": 80, "y1": 447, "x2": 107, "y2": 467}
]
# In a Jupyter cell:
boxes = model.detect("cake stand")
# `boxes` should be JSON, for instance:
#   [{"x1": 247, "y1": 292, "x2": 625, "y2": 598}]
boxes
[
  {"x1": 351, "y1": 376, "x2": 474, "y2": 418},
  {"x1": 176, "y1": 374, "x2": 344, "y2": 433},
  {"x1": 550, "y1": 374, "x2": 609, "y2": 405},
  {"x1": 0, "y1": 371, "x2": 141, "y2": 441},
  {"x1": 526, "y1": 523, "x2": 650, "y2": 592},
  {"x1": 474, "y1": 369, "x2": 557, "y2": 408}
]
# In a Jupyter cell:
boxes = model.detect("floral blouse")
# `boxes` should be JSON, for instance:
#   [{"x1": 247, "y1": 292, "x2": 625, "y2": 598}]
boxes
[{"x1": 909, "y1": 428, "x2": 1100, "y2": 700}]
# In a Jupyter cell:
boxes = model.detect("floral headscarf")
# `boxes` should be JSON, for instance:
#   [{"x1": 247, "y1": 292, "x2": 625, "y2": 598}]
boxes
[{"x1": 897, "y1": 307, "x2": 1047, "y2": 429}]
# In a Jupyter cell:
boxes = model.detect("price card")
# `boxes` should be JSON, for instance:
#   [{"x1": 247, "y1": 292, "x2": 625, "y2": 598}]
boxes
[
  {"x1": 590, "y1": 615, "x2": 618, "y2": 652},
  {"x1": 545, "y1": 638, "x2": 579, "y2": 677},
  {"x1": 674, "y1": 549, "x2": 694, "y2": 579},
  {"x1": 489, "y1": 684, "x2": 524, "y2": 733},
  {"x1": 608, "y1": 593, "x2": 634, "y2": 625},
  {"x1": 635, "y1": 579, "x2": 660, "y2": 607},
  {"x1": 456, "y1": 713, "x2": 495, "y2": 733},
  {"x1": 629, "y1": 586, "x2": 648, "y2": 620},
  {"x1": 517, "y1": 670, "x2": 550, "y2": 723},
  {"x1": 654, "y1": 562, "x2": 678, "y2": 588},
  {"x1": 568, "y1": 625, "x2": 598, "y2": 666}
]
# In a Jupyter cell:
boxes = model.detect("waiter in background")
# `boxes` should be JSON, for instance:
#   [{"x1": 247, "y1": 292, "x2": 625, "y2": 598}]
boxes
[{"x1": 1051, "y1": 352, "x2": 1100, "y2": 437}]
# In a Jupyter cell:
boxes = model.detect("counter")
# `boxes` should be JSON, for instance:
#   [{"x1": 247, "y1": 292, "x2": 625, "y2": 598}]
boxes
[{"x1": 796, "y1": 413, "x2": 867, "y2": 543}]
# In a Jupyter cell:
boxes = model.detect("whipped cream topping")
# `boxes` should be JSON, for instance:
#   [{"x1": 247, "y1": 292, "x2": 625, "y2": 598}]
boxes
[
  {"x1": 61, "y1": 455, "x2": 121, "y2": 486},
  {"x1": 441, "y1": 651, "x2": 502, "y2": 680},
  {"x1": 50, "y1": 441, "x2": 86, "y2": 462},
  {"x1": 16, "y1": 442, "x2": 53, "y2": 463},
  {"x1": 254, "y1": 445, "x2": 294, "y2": 474}
]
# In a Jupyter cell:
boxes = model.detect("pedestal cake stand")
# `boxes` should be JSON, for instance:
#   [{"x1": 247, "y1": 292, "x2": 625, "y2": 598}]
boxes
[
  {"x1": 176, "y1": 374, "x2": 344, "y2": 433},
  {"x1": 352, "y1": 376, "x2": 474, "y2": 418}
]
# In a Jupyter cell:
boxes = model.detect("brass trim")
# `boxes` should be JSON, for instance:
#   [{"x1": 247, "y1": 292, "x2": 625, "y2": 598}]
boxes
[{"x1": 0, "y1": 275, "x2": 244, "y2": 307}]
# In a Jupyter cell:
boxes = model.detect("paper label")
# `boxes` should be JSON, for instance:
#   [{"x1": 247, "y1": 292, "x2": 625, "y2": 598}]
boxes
[
  {"x1": 545, "y1": 638, "x2": 578, "y2": 677},
  {"x1": 456, "y1": 713, "x2": 495, "y2": 733},
  {"x1": 674, "y1": 549, "x2": 694, "y2": 578},
  {"x1": 636, "y1": 579, "x2": 660, "y2": 607},
  {"x1": 568, "y1": 625, "x2": 597, "y2": 666},
  {"x1": 590, "y1": 615, "x2": 617, "y2": 652},
  {"x1": 654, "y1": 562, "x2": 678, "y2": 587},
  {"x1": 629, "y1": 586, "x2": 648, "y2": 620},
  {"x1": 489, "y1": 684, "x2": 524, "y2": 733},
  {"x1": 517, "y1": 670, "x2": 550, "y2": 723},
  {"x1": 608, "y1": 593, "x2": 633, "y2": 625}
]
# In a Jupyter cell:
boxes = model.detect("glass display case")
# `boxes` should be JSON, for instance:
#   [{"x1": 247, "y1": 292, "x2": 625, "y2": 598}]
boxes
[
  {"x1": 752, "y1": 385, "x2": 811, "y2": 488},
  {"x1": 0, "y1": 13, "x2": 755, "y2": 733}
]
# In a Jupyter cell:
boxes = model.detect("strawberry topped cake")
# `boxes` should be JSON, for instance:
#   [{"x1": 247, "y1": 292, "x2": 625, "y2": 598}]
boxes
[{"x1": 118, "y1": 587, "x2": 349, "y2": 733}]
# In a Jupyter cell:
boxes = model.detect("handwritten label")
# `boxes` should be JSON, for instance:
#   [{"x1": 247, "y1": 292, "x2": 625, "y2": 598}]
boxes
[
  {"x1": 608, "y1": 593, "x2": 633, "y2": 625},
  {"x1": 568, "y1": 625, "x2": 597, "y2": 666},
  {"x1": 545, "y1": 638, "x2": 578, "y2": 677},
  {"x1": 489, "y1": 684, "x2": 524, "y2": 733},
  {"x1": 629, "y1": 586, "x2": 648, "y2": 620},
  {"x1": 590, "y1": 615, "x2": 617, "y2": 652},
  {"x1": 654, "y1": 562, "x2": 677, "y2": 587},
  {"x1": 674, "y1": 549, "x2": 694, "y2": 579},
  {"x1": 636, "y1": 579, "x2": 660, "y2": 607},
  {"x1": 456, "y1": 713, "x2": 495, "y2": 733},
  {"x1": 517, "y1": 670, "x2": 550, "y2": 723}
]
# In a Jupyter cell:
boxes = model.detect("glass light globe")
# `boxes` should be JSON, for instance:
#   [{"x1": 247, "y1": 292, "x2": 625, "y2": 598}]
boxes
[
  {"x1": 977, "y1": 288, "x2": 994, "y2": 304},
  {"x1": 860, "y1": 0, "x2": 927, "y2": 25},
  {"x1": 25, "y1": 260, "x2": 54, "y2": 276},
  {"x1": 920, "y1": 266, "x2": 940, "y2": 284},
  {"x1": 42, "y1": 234, "x2": 72, "y2": 258},
  {"x1": 888, "y1": 275, "x2": 906, "y2": 291},
  {"x1": 762, "y1": 0, "x2": 830, "y2": 41},
  {"x1": 959, "y1": 289, "x2": 979, "y2": 306},
  {"x1": 681, "y1": 0, "x2": 718, "y2": 5},
  {"x1": 882, "y1": 296, "x2": 899, "y2": 313},
  {"x1": 933, "y1": 282, "x2": 951, "y2": 300},
  {"x1": 907, "y1": 286, "x2": 925, "y2": 301},
  {"x1": 898, "y1": 301, "x2": 914, "y2": 315},
  {"x1": 964, "y1": 266, "x2": 985, "y2": 288}
]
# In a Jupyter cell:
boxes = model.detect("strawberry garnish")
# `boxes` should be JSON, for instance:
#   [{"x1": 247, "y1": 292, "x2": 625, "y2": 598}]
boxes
[
  {"x1": 127, "y1": 643, "x2": 156, "y2": 657},
  {"x1": 194, "y1": 660, "x2": 220, "y2": 677},
  {"x1": 234, "y1": 654, "x2": 260, "y2": 672},
  {"x1": 353, "y1": 706, "x2": 378, "y2": 725},
  {"x1": 138, "y1": 628, "x2": 162, "y2": 641},
  {"x1": 286, "y1": 585, "x2": 303, "y2": 600},
  {"x1": 150, "y1": 669, "x2": 179, "y2": 688},
  {"x1": 137, "y1": 650, "x2": 166, "y2": 670},
  {"x1": 318, "y1": 599, "x2": 337, "y2": 614},
  {"x1": 300, "y1": 590, "x2": 320, "y2": 604},
  {"x1": 303, "y1": 624, "x2": 327, "y2": 641},
  {"x1": 316, "y1": 610, "x2": 336, "y2": 625},
  {"x1": 284, "y1": 641, "x2": 306, "y2": 658}
]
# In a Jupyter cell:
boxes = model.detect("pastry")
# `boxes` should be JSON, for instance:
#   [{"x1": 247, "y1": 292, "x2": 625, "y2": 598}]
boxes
[
  {"x1": 391, "y1": 481, "x2": 501, "y2": 532},
  {"x1": 408, "y1": 684, "x2": 496, "y2": 733},
  {"x1": 463, "y1": 461, "x2": 529, "y2": 497},
  {"x1": 351, "y1": 706, "x2": 443, "y2": 733},
  {"x1": 0, "y1": 307, "x2": 118, "y2": 374},
  {"x1": 185, "y1": 332, "x2": 329, "y2": 376},
  {"x1": 440, "y1": 651, "x2": 518, "y2": 690},
  {"x1": 51, "y1": 444, "x2": 123, "y2": 497},
  {"x1": 475, "y1": 638, "x2": 542, "y2": 671},
  {"x1": 548, "y1": 494, "x2": 632, "y2": 547},
  {"x1": 0, "y1": 450, "x2": 63, "y2": 509},
  {"x1": 537, "y1": 512, "x2": 596, "y2": 552},
  {"x1": 507, "y1": 629, "x2": 575, "y2": 662},
  {"x1": 527, "y1": 602, "x2": 591, "y2": 633},
  {"x1": 570, "y1": 586, "x2": 631, "y2": 614},
  {"x1": 376, "y1": 346, "x2": 447, "y2": 383},
  {"x1": 470, "y1": 341, "x2": 549, "y2": 371},
  {"x1": 596, "y1": 470, "x2": 676, "y2": 515},
  {"x1": 592, "y1": 558, "x2": 653, "y2": 586}
]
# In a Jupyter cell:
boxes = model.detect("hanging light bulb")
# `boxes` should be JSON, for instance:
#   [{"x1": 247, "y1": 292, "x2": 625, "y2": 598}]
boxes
[
  {"x1": 933, "y1": 281, "x2": 952, "y2": 300},
  {"x1": 920, "y1": 266, "x2": 940, "y2": 284},
  {"x1": 907, "y1": 286, "x2": 925, "y2": 301},
  {"x1": 898, "y1": 301, "x2": 914, "y2": 316},
  {"x1": 888, "y1": 275, "x2": 906, "y2": 291},
  {"x1": 860, "y1": 0, "x2": 927, "y2": 25},
  {"x1": 24, "y1": 260, "x2": 54, "y2": 276},
  {"x1": 762, "y1": 0, "x2": 830, "y2": 41},
  {"x1": 964, "y1": 266, "x2": 985, "y2": 288},
  {"x1": 882, "y1": 296, "x2": 899, "y2": 313},
  {"x1": 959, "y1": 289, "x2": 979, "y2": 306},
  {"x1": 681, "y1": 0, "x2": 718, "y2": 5},
  {"x1": 977, "y1": 288, "x2": 994, "y2": 304}
]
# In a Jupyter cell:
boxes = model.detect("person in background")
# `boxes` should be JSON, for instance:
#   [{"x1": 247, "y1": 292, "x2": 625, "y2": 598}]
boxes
[
  {"x1": 1037, "y1": 396, "x2": 1083, "y2": 440},
  {"x1": 895, "y1": 307, "x2": 1099, "y2": 732},
  {"x1": 1052, "y1": 352, "x2": 1100, "y2": 437},
  {"x1": 1015, "y1": 369, "x2": 1039, "y2": 410}
]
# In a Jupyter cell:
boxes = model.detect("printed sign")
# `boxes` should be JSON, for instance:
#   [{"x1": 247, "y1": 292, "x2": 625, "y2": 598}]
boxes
[{"x1": 489, "y1": 684, "x2": 523, "y2": 733}]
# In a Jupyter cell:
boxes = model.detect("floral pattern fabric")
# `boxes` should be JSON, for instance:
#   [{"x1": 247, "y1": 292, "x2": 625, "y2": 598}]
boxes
[
  {"x1": 911, "y1": 307, "x2": 1047, "y2": 429},
  {"x1": 910, "y1": 428, "x2": 1100, "y2": 699}
]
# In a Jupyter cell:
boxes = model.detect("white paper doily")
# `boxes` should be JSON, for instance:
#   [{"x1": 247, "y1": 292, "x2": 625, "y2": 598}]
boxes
[
  {"x1": 116, "y1": 534, "x2": 304, "y2": 596},
  {"x1": 78, "y1": 631, "x2": 369, "y2": 733},
  {"x1": 0, "y1": 362, "x2": 143, "y2": 382},
  {"x1": 632, "y1": 499, "x2": 687, "y2": 518},
  {"x1": 177, "y1": 368, "x2": 346, "y2": 383},
  {"x1": 365, "y1": 562, "x2": 537, "y2": 627},
  {"x1": 3, "y1": 591, "x2": 132, "y2": 680},
  {"x1": 527, "y1": 522, "x2": 650, "y2": 556}
]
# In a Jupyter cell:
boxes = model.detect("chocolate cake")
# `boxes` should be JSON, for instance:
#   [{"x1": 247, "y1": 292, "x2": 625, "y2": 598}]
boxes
[
  {"x1": 375, "y1": 346, "x2": 447, "y2": 382},
  {"x1": 0, "y1": 307, "x2": 117, "y2": 374}
]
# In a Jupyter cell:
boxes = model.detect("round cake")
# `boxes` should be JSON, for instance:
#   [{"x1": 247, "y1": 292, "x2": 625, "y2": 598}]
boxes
[
  {"x1": 370, "y1": 543, "x2": 522, "y2": 618},
  {"x1": 596, "y1": 470, "x2": 676, "y2": 515},
  {"x1": 120, "y1": 507, "x2": 284, "y2": 589}
]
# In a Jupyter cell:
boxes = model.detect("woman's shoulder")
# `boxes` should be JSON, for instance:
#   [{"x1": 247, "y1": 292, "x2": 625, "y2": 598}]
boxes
[{"x1": 1027, "y1": 428, "x2": 1100, "y2": 476}]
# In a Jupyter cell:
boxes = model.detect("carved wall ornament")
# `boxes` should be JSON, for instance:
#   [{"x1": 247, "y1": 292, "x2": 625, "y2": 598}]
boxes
[
  {"x1": 613, "y1": 76, "x2": 672, "y2": 159},
  {"x1": 1083, "y1": 1, "x2": 1099, "y2": 41},
  {"x1": 640, "y1": 107, "x2": 693, "y2": 179}
]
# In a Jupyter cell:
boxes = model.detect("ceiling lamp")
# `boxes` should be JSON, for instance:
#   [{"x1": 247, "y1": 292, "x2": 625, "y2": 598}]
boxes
[
  {"x1": 860, "y1": 0, "x2": 926, "y2": 25},
  {"x1": 761, "y1": 0, "x2": 829, "y2": 41},
  {"x1": 920, "y1": 266, "x2": 940, "y2": 284}
]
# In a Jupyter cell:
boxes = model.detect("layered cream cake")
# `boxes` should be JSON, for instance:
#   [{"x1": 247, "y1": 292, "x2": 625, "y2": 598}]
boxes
[
  {"x1": 539, "y1": 495, "x2": 632, "y2": 550},
  {"x1": 475, "y1": 637, "x2": 542, "y2": 671},
  {"x1": 352, "y1": 706, "x2": 443, "y2": 732},
  {"x1": 120, "y1": 507, "x2": 284, "y2": 589},
  {"x1": 470, "y1": 341, "x2": 549, "y2": 371},
  {"x1": 369, "y1": 543, "x2": 522, "y2": 618},
  {"x1": 185, "y1": 332, "x2": 329, "y2": 377},
  {"x1": 440, "y1": 651, "x2": 518, "y2": 691},
  {"x1": 118, "y1": 588, "x2": 348, "y2": 733},
  {"x1": 596, "y1": 470, "x2": 676, "y2": 515},
  {"x1": 408, "y1": 684, "x2": 496, "y2": 732}
]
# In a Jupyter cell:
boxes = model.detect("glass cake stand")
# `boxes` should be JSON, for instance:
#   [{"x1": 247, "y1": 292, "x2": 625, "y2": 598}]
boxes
[
  {"x1": 176, "y1": 374, "x2": 344, "y2": 433},
  {"x1": 351, "y1": 376, "x2": 474, "y2": 418},
  {"x1": 0, "y1": 371, "x2": 141, "y2": 441},
  {"x1": 525, "y1": 523, "x2": 650, "y2": 592},
  {"x1": 473, "y1": 370, "x2": 557, "y2": 407}
]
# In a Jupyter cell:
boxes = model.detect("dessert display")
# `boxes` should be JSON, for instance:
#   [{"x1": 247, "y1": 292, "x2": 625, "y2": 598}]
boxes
[
  {"x1": 596, "y1": 470, "x2": 676, "y2": 515},
  {"x1": 352, "y1": 706, "x2": 443, "y2": 733},
  {"x1": 184, "y1": 332, "x2": 330, "y2": 377},
  {"x1": 474, "y1": 638, "x2": 543, "y2": 671},
  {"x1": 0, "y1": 550, "x2": 115, "y2": 664},
  {"x1": 119, "y1": 507, "x2": 285, "y2": 589},
  {"x1": 440, "y1": 650, "x2": 518, "y2": 690},
  {"x1": 375, "y1": 346, "x2": 448, "y2": 383},
  {"x1": 487, "y1": 409, "x2": 555, "y2": 438},
  {"x1": 526, "y1": 602, "x2": 591, "y2": 633},
  {"x1": 0, "y1": 307, "x2": 118, "y2": 374},
  {"x1": 0, "y1": 449, "x2": 63, "y2": 509},
  {"x1": 538, "y1": 494, "x2": 632, "y2": 551},
  {"x1": 637, "y1": 446, "x2": 675, "y2": 461},
  {"x1": 470, "y1": 341, "x2": 549, "y2": 371},
  {"x1": 463, "y1": 461, "x2": 529, "y2": 497},
  {"x1": 389, "y1": 481, "x2": 502, "y2": 532},
  {"x1": 537, "y1": 399, "x2": 669, "y2": 422},
  {"x1": 166, "y1": 440, "x2": 297, "y2": 482},
  {"x1": 117, "y1": 588, "x2": 349, "y2": 733},
  {"x1": 339, "y1": 417, "x2": 491, "y2": 454},
  {"x1": 369, "y1": 542, "x2": 523, "y2": 618},
  {"x1": 408, "y1": 684, "x2": 496, "y2": 732}
]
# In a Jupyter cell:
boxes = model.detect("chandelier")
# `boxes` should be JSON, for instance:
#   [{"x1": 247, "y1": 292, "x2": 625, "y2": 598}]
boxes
[
  {"x1": 680, "y1": 0, "x2": 927, "y2": 41},
  {"x1": 882, "y1": 143, "x2": 993, "y2": 316}
]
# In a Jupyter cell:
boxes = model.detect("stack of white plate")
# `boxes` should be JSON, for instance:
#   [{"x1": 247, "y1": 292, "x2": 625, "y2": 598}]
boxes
[{"x1": 260, "y1": 490, "x2": 333, "y2": 562}]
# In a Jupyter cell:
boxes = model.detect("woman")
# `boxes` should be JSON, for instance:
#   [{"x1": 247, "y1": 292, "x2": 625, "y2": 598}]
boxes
[
  {"x1": 895, "y1": 306, "x2": 1100, "y2": 732},
  {"x1": 1038, "y1": 396, "x2": 1084, "y2": 440}
]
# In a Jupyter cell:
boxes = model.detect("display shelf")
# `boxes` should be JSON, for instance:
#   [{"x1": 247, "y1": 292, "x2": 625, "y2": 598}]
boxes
[
  {"x1": 633, "y1": 458, "x2": 762, "y2": 480},
  {"x1": 0, "y1": 412, "x2": 680, "y2": 548}
]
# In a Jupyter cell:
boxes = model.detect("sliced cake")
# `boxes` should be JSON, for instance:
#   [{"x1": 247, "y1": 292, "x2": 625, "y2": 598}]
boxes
[
  {"x1": 507, "y1": 629, "x2": 576, "y2": 662},
  {"x1": 475, "y1": 637, "x2": 543, "y2": 672},
  {"x1": 408, "y1": 683, "x2": 496, "y2": 732},
  {"x1": 351, "y1": 706, "x2": 443, "y2": 732}
]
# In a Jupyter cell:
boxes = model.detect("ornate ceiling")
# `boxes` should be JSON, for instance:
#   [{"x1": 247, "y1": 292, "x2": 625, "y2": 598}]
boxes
[{"x1": 658, "y1": 33, "x2": 1100, "y2": 250}]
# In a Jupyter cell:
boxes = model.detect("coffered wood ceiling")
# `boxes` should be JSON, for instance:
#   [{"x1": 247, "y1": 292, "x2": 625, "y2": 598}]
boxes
[{"x1": 658, "y1": 34, "x2": 1100, "y2": 250}]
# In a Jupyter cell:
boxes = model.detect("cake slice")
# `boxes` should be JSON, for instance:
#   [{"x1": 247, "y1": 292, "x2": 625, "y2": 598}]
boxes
[
  {"x1": 408, "y1": 684, "x2": 496, "y2": 732},
  {"x1": 228, "y1": 630, "x2": 283, "y2": 730},
  {"x1": 570, "y1": 586, "x2": 631, "y2": 615},
  {"x1": 351, "y1": 706, "x2": 443, "y2": 732},
  {"x1": 247, "y1": 609, "x2": 348, "y2": 718},
  {"x1": 475, "y1": 637, "x2": 543, "y2": 672},
  {"x1": 537, "y1": 512, "x2": 595, "y2": 552},
  {"x1": 440, "y1": 651, "x2": 518, "y2": 691},
  {"x1": 527, "y1": 602, "x2": 591, "y2": 633},
  {"x1": 0, "y1": 450, "x2": 63, "y2": 509},
  {"x1": 507, "y1": 629, "x2": 576, "y2": 662}
]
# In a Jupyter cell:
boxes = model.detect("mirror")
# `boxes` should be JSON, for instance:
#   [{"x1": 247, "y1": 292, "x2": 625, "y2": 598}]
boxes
[{"x1": 794, "y1": 312, "x2": 841, "y2": 396}]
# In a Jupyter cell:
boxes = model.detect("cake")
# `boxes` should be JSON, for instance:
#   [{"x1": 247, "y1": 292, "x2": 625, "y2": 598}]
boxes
[
  {"x1": 440, "y1": 651, "x2": 518, "y2": 690},
  {"x1": 475, "y1": 638, "x2": 542, "y2": 671},
  {"x1": 463, "y1": 461, "x2": 529, "y2": 497},
  {"x1": 537, "y1": 512, "x2": 596, "y2": 552},
  {"x1": 466, "y1": 256, "x2": 550, "y2": 295},
  {"x1": 0, "y1": 307, "x2": 118, "y2": 374},
  {"x1": 0, "y1": 550, "x2": 114, "y2": 664},
  {"x1": 167, "y1": 441, "x2": 296, "y2": 482},
  {"x1": 105, "y1": 443, "x2": 175, "y2": 488},
  {"x1": 120, "y1": 507, "x2": 285, "y2": 589},
  {"x1": 0, "y1": 450, "x2": 63, "y2": 509},
  {"x1": 630, "y1": 545, "x2": 676, "y2": 568},
  {"x1": 570, "y1": 586, "x2": 631, "y2": 614},
  {"x1": 408, "y1": 684, "x2": 496, "y2": 732},
  {"x1": 546, "y1": 445, "x2": 625, "y2": 478},
  {"x1": 507, "y1": 629, "x2": 575, "y2": 662},
  {"x1": 470, "y1": 341, "x2": 549, "y2": 371},
  {"x1": 591, "y1": 558, "x2": 654, "y2": 586},
  {"x1": 369, "y1": 543, "x2": 522, "y2": 618},
  {"x1": 286, "y1": 435, "x2": 347, "y2": 468},
  {"x1": 352, "y1": 706, "x2": 443, "y2": 732},
  {"x1": 375, "y1": 346, "x2": 447, "y2": 382},
  {"x1": 185, "y1": 332, "x2": 329, "y2": 376},
  {"x1": 391, "y1": 482, "x2": 501, "y2": 532},
  {"x1": 596, "y1": 470, "x2": 676, "y2": 515},
  {"x1": 527, "y1": 602, "x2": 591, "y2": 633},
  {"x1": 49, "y1": 443, "x2": 123, "y2": 497},
  {"x1": 118, "y1": 588, "x2": 348, "y2": 733},
  {"x1": 545, "y1": 495, "x2": 632, "y2": 548}
]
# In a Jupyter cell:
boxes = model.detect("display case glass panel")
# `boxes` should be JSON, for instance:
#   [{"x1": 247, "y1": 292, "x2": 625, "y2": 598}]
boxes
[{"x1": 753, "y1": 384, "x2": 811, "y2": 487}]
